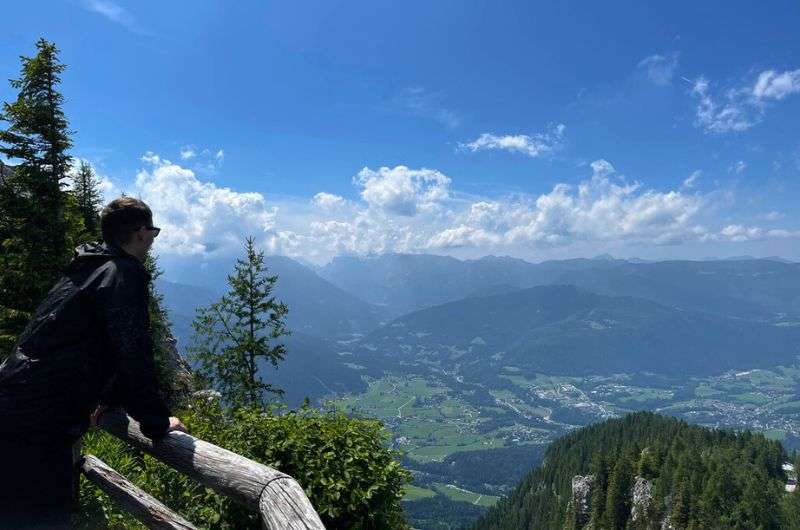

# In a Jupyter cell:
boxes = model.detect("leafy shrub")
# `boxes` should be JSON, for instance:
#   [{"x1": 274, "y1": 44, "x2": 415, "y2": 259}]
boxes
[{"x1": 78, "y1": 396, "x2": 411, "y2": 529}]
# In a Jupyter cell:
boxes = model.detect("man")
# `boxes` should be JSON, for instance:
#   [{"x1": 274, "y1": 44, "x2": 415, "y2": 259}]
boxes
[{"x1": 0, "y1": 197, "x2": 186, "y2": 529}]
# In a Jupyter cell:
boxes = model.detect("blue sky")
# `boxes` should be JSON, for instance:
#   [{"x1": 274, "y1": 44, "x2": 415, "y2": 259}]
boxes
[{"x1": 3, "y1": 1, "x2": 800, "y2": 266}]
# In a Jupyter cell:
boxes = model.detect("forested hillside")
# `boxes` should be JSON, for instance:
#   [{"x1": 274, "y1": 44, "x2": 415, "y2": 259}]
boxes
[
  {"x1": 474, "y1": 412, "x2": 800, "y2": 529},
  {"x1": 360, "y1": 284, "x2": 800, "y2": 377}
]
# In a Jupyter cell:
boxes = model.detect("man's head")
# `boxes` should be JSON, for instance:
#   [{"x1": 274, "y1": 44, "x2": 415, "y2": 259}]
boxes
[{"x1": 100, "y1": 197, "x2": 160, "y2": 261}]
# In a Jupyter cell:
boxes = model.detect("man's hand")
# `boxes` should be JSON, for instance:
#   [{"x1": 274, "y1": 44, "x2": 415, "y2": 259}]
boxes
[
  {"x1": 168, "y1": 416, "x2": 188, "y2": 433},
  {"x1": 92, "y1": 406, "x2": 187, "y2": 435}
]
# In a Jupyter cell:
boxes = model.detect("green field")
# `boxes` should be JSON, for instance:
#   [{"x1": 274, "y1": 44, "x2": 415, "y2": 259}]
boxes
[
  {"x1": 337, "y1": 376, "x2": 507, "y2": 462},
  {"x1": 403, "y1": 484, "x2": 437, "y2": 501},
  {"x1": 432, "y1": 483, "x2": 500, "y2": 507}
]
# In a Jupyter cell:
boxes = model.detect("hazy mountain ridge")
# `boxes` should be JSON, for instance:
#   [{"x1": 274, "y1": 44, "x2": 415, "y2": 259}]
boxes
[
  {"x1": 319, "y1": 253, "x2": 800, "y2": 321},
  {"x1": 159, "y1": 255, "x2": 387, "y2": 342},
  {"x1": 357, "y1": 284, "x2": 800, "y2": 377}
]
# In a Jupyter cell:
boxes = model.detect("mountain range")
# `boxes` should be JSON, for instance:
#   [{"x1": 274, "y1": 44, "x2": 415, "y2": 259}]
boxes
[{"x1": 158, "y1": 253, "x2": 800, "y2": 404}]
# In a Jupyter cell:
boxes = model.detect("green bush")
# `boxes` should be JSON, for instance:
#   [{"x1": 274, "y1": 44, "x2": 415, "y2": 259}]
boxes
[{"x1": 78, "y1": 396, "x2": 411, "y2": 529}]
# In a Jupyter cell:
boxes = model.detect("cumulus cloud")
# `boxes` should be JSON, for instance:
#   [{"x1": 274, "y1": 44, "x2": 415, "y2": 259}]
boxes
[
  {"x1": 134, "y1": 154, "x2": 277, "y2": 256},
  {"x1": 118, "y1": 154, "x2": 799, "y2": 263},
  {"x1": 426, "y1": 160, "x2": 707, "y2": 249},
  {"x1": 312, "y1": 192, "x2": 346, "y2": 209},
  {"x1": 461, "y1": 124, "x2": 566, "y2": 158},
  {"x1": 638, "y1": 53, "x2": 679, "y2": 86},
  {"x1": 690, "y1": 67, "x2": 800, "y2": 133},
  {"x1": 353, "y1": 166, "x2": 451, "y2": 216},
  {"x1": 180, "y1": 146, "x2": 196, "y2": 160},
  {"x1": 590, "y1": 159, "x2": 615, "y2": 178}
]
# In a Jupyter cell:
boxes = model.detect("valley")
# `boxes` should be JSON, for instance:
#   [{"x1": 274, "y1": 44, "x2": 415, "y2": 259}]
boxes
[
  {"x1": 335, "y1": 363, "x2": 800, "y2": 521},
  {"x1": 158, "y1": 254, "x2": 800, "y2": 529}
]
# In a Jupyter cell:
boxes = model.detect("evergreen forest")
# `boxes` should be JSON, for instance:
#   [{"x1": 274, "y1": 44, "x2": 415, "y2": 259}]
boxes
[{"x1": 474, "y1": 412, "x2": 800, "y2": 530}]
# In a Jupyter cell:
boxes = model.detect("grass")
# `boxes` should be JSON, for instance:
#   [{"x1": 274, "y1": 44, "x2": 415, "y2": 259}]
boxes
[
  {"x1": 432, "y1": 483, "x2": 500, "y2": 507},
  {"x1": 403, "y1": 484, "x2": 437, "y2": 501},
  {"x1": 732, "y1": 392, "x2": 772, "y2": 405},
  {"x1": 338, "y1": 375, "x2": 506, "y2": 462}
]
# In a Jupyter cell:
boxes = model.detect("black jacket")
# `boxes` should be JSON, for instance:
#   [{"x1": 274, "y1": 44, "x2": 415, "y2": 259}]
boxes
[{"x1": 0, "y1": 242, "x2": 171, "y2": 441}]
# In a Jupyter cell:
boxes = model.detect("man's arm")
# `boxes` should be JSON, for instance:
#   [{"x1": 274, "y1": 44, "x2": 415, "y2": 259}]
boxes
[{"x1": 97, "y1": 262, "x2": 174, "y2": 440}]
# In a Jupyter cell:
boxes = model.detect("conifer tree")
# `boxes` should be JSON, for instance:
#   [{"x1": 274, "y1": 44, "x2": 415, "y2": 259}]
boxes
[
  {"x1": 189, "y1": 237, "x2": 289, "y2": 406},
  {"x1": 0, "y1": 38, "x2": 73, "y2": 354},
  {"x1": 670, "y1": 479, "x2": 691, "y2": 528},
  {"x1": 71, "y1": 159, "x2": 103, "y2": 241},
  {"x1": 604, "y1": 452, "x2": 633, "y2": 529},
  {"x1": 588, "y1": 452, "x2": 609, "y2": 526}
]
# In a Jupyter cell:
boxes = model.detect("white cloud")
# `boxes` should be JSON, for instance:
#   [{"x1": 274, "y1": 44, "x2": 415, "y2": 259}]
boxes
[
  {"x1": 312, "y1": 192, "x2": 346, "y2": 209},
  {"x1": 461, "y1": 124, "x2": 566, "y2": 158},
  {"x1": 119, "y1": 154, "x2": 800, "y2": 263},
  {"x1": 752, "y1": 69, "x2": 800, "y2": 101},
  {"x1": 141, "y1": 151, "x2": 163, "y2": 165},
  {"x1": 638, "y1": 53, "x2": 679, "y2": 86},
  {"x1": 690, "y1": 67, "x2": 800, "y2": 133},
  {"x1": 683, "y1": 170, "x2": 701, "y2": 189},
  {"x1": 180, "y1": 146, "x2": 196, "y2": 160},
  {"x1": 762, "y1": 211, "x2": 785, "y2": 221},
  {"x1": 215, "y1": 149, "x2": 225, "y2": 161},
  {"x1": 353, "y1": 166, "x2": 451, "y2": 216},
  {"x1": 730, "y1": 160, "x2": 747, "y2": 174},
  {"x1": 81, "y1": 0, "x2": 143, "y2": 33},
  {"x1": 134, "y1": 154, "x2": 277, "y2": 256},
  {"x1": 590, "y1": 159, "x2": 615, "y2": 178},
  {"x1": 426, "y1": 161, "x2": 707, "y2": 249},
  {"x1": 718, "y1": 224, "x2": 800, "y2": 242},
  {"x1": 691, "y1": 77, "x2": 757, "y2": 133}
]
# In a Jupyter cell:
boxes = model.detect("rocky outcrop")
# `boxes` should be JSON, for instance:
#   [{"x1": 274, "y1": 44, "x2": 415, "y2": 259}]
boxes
[
  {"x1": 630, "y1": 476, "x2": 652, "y2": 523},
  {"x1": 158, "y1": 334, "x2": 194, "y2": 408},
  {"x1": 567, "y1": 474, "x2": 595, "y2": 529}
]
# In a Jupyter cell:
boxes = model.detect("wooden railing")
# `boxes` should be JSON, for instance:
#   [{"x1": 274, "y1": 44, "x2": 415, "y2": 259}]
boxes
[{"x1": 81, "y1": 409, "x2": 326, "y2": 530}]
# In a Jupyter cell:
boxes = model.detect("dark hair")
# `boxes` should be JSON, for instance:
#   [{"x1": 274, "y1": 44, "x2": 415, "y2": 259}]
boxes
[{"x1": 100, "y1": 196, "x2": 153, "y2": 246}]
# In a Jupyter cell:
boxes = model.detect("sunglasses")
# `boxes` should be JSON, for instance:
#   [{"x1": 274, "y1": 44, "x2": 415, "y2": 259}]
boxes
[{"x1": 139, "y1": 225, "x2": 161, "y2": 237}]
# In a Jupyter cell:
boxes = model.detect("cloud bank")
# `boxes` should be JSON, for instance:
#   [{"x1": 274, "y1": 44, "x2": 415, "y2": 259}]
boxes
[{"x1": 117, "y1": 152, "x2": 798, "y2": 263}]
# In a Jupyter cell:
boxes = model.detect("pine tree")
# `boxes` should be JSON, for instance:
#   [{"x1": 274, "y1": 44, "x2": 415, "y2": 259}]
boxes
[
  {"x1": 670, "y1": 479, "x2": 691, "y2": 528},
  {"x1": 604, "y1": 452, "x2": 633, "y2": 529},
  {"x1": 588, "y1": 452, "x2": 609, "y2": 526},
  {"x1": 0, "y1": 38, "x2": 73, "y2": 354},
  {"x1": 71, "y1": 159, "x2": 103, "y2": 242},
  {"x1": 189, "y1": 237, "x2": 290, "y2": 406},
  {"x1": 637, "y1": 446, "x2": 659, "y2": 480}
]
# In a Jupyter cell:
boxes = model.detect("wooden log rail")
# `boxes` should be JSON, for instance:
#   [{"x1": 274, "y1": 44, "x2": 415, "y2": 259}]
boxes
[{"x1": 81, "y1": 409, "x2": 326, "y2": 530}]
